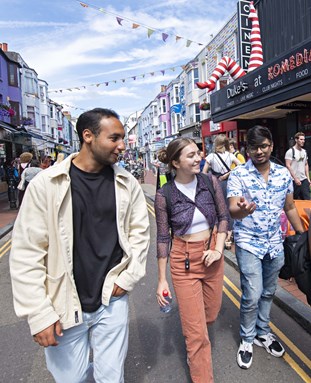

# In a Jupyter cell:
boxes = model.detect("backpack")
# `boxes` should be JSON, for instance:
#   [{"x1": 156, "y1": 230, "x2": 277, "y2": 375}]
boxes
[
  {"x1": 162, "y1": 173, "x2": 216, "y2": 234},
  {"x1": 13, "y1": 167, "x2": 19, "y2": 183},
  {"x1": 279, "y1": 231, "x2": 311, "y2": 305},
  {"x1": 234, "y1": 150, "x2": 246, "y2": 163}
]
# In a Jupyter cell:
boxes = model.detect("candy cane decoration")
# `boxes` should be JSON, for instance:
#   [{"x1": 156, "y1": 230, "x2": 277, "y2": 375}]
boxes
[
  {"x1": 196, "y1": 56, "x2": 246, "y2": 91},
  {"x1": 196, "y1": 2, "x2": 263, "y2": 91},
  {"x1": 248, "y1": 1, "x2": 263, "y2": 71}
]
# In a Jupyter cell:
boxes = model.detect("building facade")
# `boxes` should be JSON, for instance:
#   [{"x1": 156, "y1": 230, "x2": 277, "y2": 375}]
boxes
[{"x1": 210, "y1": 0, "x2": 311, "y2": 164}]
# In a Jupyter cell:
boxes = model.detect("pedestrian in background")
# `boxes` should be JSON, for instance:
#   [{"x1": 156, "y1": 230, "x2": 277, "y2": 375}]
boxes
[
  {"x1": 17, "y1": 159, "x2": 42, "y2": 197},
  {"x1": 54, "y1": 152, "x2": 65, "y2": 165},
  {"x1": 155, "y1": 137, "x2": 229, "y2": 383},
  {"x1": 229, "y1": 138, "x2": 246, "y2": 169},
  {"x1": 227, "y1": 125, "x2": 304, "y2": 370},
  {"x1": 40, "y1": 155, "x2": 53, "y2": 169},
  {"x1": 202, "y1": 134, "x2": 241, "y2": 249},
  {"x1": 285, "y1": 132, "x2": 310, "y2": 200},
  {"x1": 4, "y1": 158, "x2": 18, "y2": 208},
  {"x1": 10, "y1": 108, "x2": 150, "y2": 383},
  {"x1": 18, "y1": 152, "x2": 33, "y2": 206},
  {"x1": 199, "y1": 150, "x2": 206, "y2": 172}
]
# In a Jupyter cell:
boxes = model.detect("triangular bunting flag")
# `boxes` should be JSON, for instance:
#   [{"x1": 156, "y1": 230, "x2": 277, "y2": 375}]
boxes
[
  {"x1": 116, "y1": 17, "x2": 123, "y2": 25},
  {"x1": 162, "y1": 33, "x2": 169, "y2": 42},
  {"x1": 122, "y1": 79, "x2": 125, "y2": 82},
  {"x1": 96, "y1": 84, "x2": 100, "y2": 87},
  {"x1": 105, "y1": 82, "x2": 109, "y2": 86},
  {"x1": 186, "y1": 40, "x2": 192, "y2": 47},
  {"x1": 132, "y1": 76, "x2": 136, "y2": 80},
  {"x1": 132, "y1": 23, "x2": 140, "y2": 29},
  {"x1": 150, "y1": 72, "x2": 154, "y2": 76},
  {"x1": 161, "y1": 70, "x2": 165, "y2": 75},
  {"x1": 176, "y1": 36, "x2": 182, "y2": 42},
  {"x1": 147, "y1": 28, "x2": 155, "y2": 38}
]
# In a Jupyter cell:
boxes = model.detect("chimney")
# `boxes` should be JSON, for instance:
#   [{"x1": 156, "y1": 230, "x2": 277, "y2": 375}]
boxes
[{"x1": 2, "y1": 43, "x2": 8, "y2": 52}]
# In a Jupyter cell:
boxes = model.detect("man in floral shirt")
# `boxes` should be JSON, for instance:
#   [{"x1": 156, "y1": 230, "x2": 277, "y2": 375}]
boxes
[{"x1": 227, "y1": 125, "x2": 304, "y2": 370}]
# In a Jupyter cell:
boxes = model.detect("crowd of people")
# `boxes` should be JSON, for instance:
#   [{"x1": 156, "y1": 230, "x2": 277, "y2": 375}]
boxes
[
  {"x1": 1, "y1": 152, "x2": 66, "y2": 208},
  {"x1": 7, "y1": 106, "x2": 310, "y2": 383}
]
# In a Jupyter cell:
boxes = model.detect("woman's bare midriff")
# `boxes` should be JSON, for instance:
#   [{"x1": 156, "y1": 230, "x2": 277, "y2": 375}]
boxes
[{"x1": 176, "y1": 228, "x2": 211, "y2": 242}]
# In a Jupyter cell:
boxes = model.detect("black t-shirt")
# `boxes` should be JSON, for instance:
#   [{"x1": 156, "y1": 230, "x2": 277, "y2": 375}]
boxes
[{"x1": 70, "y1": 162, "x2": 123, "y2": 312}]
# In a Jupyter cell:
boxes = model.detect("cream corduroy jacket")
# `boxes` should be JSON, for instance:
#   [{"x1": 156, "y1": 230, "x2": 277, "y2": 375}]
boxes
[{"x1": 10, "y1": 153, "x2": 150, "y2": 335}]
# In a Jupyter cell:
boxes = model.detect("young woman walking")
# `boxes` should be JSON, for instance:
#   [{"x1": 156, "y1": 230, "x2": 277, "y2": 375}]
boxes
[{"x1": 154, "y1": 137, "x2": 229, "y2": 383}]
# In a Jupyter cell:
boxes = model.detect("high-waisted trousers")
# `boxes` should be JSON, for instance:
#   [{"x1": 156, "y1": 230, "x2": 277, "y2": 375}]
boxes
[{"x1": 170, "y1": 236, "x2": 224, "y2": 383}]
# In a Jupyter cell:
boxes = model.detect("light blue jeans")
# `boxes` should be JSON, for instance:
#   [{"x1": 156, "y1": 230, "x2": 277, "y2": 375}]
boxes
[
  {"x1": 45, "y1": 294, "x2": 129, "y2": 383},
  {"x1": 235, "y1": 246, "x2": 284, "y2": 343}
]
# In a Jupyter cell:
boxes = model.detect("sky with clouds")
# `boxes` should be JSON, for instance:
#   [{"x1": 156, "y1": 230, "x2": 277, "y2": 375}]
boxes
[{"x1": 0, "y1": 0, "x2": 238, "y2": 120}]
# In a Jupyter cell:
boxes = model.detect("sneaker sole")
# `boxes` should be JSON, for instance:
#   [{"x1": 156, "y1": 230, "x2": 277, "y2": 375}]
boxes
[
  {"x1": 236, "y1": 351, "x2": 252, "y2": 369},
  {"x1": 254, "y1": 338, "x2": 285, "y2": 358},
  {"x1": 236, "y1": 360, "x2": 252, "y2": 370}
]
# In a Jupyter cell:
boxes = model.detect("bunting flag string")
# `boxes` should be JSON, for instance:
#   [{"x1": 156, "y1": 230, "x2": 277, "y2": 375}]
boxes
[
  {"x1": 77, "y1": 1, "x2": 204, "y2": 46},
  {"x1": 48, "y1": 64, "x2": 185, "y2": 94},
  {"x1": 60, "y1": 103, "x2": 86, "y2": 111}
]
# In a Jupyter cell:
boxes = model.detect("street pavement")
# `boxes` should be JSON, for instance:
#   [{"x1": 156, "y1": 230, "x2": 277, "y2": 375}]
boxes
[{"x1": 0, "y1": 170, "x2": 310, "y2": 335}]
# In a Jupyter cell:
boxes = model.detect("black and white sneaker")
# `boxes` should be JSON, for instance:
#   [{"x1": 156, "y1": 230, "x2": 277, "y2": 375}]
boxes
[
  {"x1": 254, "y1": 333, "x2": 285, "y2": 357},
  {"x1": 237, "y1": 340, "x2": 253, "y2": 369}
]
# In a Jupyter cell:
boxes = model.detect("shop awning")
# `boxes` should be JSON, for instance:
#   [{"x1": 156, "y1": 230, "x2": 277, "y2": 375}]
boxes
[
  {"x1": 28, "y1": 131, "x2": 44, "y2": 139},
  {"x1": 210, "y1": 37, "x2": 311, "y2": 123},
  {"x1": 0, "y1": 121, "x2": 18, "y2": 133}
]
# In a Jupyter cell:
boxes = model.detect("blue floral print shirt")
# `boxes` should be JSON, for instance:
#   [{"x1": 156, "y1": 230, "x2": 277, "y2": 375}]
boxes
[{"x1": 227, "y1": 160, "x2": 293, "y2": 259}]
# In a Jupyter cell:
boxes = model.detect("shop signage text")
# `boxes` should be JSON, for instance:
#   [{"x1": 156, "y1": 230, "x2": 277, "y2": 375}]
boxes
[
  {"x1": 211, "y1": 39, "x2": 311, "y2": 114},
  {"x1": 267, "y1": 49, "x2": 311, "y2": 80},
  {"x1": 227, "y1": 81, "x2": 248, "y2": 99},
  {"x1": 237, "y1": 0, "x2": 252, "y2": 71},
  {"x1": 276, "y1": 101, "x2": 311, "y2": 110}
]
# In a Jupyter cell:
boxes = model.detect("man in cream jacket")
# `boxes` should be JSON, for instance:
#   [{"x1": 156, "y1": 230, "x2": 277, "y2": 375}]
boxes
[{"x1": 10, "y1": 108, "x2": 150, "y2": 383}]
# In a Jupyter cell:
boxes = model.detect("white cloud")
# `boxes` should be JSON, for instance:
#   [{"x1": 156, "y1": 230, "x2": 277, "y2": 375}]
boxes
[{"x1": 0, "y1": 0, "x2": 237, "y2": 116}]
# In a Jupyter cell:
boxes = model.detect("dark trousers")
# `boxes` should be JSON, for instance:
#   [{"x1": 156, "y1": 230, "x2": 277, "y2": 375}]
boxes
[{"x1": 293, "y1": 179, "x2": 310, "y2": 200}]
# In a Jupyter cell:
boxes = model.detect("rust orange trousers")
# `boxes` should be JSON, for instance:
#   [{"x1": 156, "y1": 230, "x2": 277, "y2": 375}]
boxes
[{"x1": 170, "y1": 236, "x2": 224, "y2": 383}]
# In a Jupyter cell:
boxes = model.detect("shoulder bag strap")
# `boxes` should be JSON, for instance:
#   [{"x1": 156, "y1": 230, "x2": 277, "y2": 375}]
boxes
[
  {"x1": 215, "y1": 152, "x2": 231, "y2": 172},
  {"x1": 198, "y1": 173, "x2": 216, "y2": 204},
  {"x1": 162, "y1": 181, "x2": 172, "y2": 233}
]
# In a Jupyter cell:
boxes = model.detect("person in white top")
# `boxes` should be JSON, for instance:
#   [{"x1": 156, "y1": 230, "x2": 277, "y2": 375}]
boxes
[
  {"x1": 285, "y1": 132, "x2": 310, "y2": 200},
  {"x1": 202, "y1": 134, "x2": 241, "y2": 248}
]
